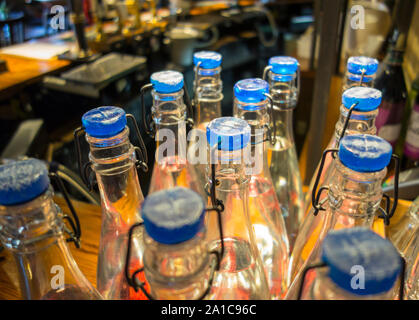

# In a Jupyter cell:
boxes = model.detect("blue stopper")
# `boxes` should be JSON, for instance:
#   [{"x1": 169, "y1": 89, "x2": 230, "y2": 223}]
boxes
[
  {"x1": 206, "y1": 117, "x2": 251, "y2": 151},
  {"x1": 234, "y1": 78, "x2": 269, "y2": 104},
  {"x1": 193, "y1": 51, "x2": 222, "y2": 69},
  {"x1": 150, "y1": 70, "x2": 184, "y2": 94},
  {"x1": 142, "y1": 187, "x2": 205, "y2": 244},
  {"x1": 322, "y1": 228, "x2": 401, "y2": 296},
  {"x1": 342, "y1": 87, "x2": 382, "y2": 112},
  {"x1": 338, "y1": 134, "x2": 392, "y2": 173},
  {"x1": 0, "y1": 158, "x2": 50, "y2": 206},
  {"x1": 269, "y1": 56, "x2": 299, "y2": 75},
  {"x1": 347, "y1": 56, "x2": 379, "y2": 76},
  {"x1": 82, "y1": 106, "x2": 127, "y2": 138}
]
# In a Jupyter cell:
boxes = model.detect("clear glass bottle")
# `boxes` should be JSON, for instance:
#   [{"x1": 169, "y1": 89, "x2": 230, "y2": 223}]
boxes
[
  {"x1": 189, "y1": 51, "x2": 223, "y2": 192},
  {"x1": 233, "y1": 78, "x2": 290, "y2": 299},
  {"x1": 299, "y1": 228, "x2": 401, "y2": 300},
  {"x1": 145, "y1": 71, "x2": 204, "y2": 197},
  {"x1": 142, "y1": 187, "x2": 215, "y2": 300},
  {"x1": 82, "y1": 106, "x2": 146, "y2": 300},
  {"x1": 302, "y1": 87, "x2": 382, "y2": 221},
  {"x1": 388, "y1": 196, "x2": 419, "y2": 299},
  {"x1": 342, "y1": 56, "x2": 379, "y2": 91},
  {"x1": 287, "y1": 134, "x2": 393, "y2": 299},
  {"x1": 205, "y1": 117, "x2": 270, "y2": 300},
  {"x1": 262, "y1": 56, "x2": 304, "y2": 249},
  {"x1": 0, "y1": 158, "x2": 102, "y2": 300},
  {"x1": 406, "y1": 243, "x2": 419, "y2": 300}
]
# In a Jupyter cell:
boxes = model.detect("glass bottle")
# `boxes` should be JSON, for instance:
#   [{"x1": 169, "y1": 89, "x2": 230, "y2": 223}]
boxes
[
  {"x1": 302, "y1": 87, "x2": 382, "y2": 221},
  {"x1": 406, "y1": 242, "x2": 419, "y2": 300},
  {"x1": 0, "y1": 158, "x2": 102, "y2": 300},
  {"x1": 388, "y1": 196, "x2": 419, "y2": 298},
  {"x1": 342, "y1": 56, "x2": 379, "y2": 91},
  {"x1": 375, "y1": 32, "x2": 408, "y2": 149},
  {"x1": 233, "y1": 78, "x2": 290, "y2": 299},
  {"x1": 298, "y1": 228, "x2": 402, "y2": 300},
  {"x1": 262, "y1": 56, "x2": 304, "y2": 249},
  {"x1": 287, "y1": 134, "x2": 394, "y2": 298},
  {"x1": 144, "y1": 70, "x2": 204, "y2": 196},
  {"x1": 142, "y1": 187, "x2": 215, "y2": 300},
  {"x1": 81, "y1": 106, "x2": 146, "y2": 300},
  {"x1": 205, "y1": 117, "x2": 270, "y2": 300},
  {"x1": 402, "y1": 94, "x2": 419, "y2": 168},
  {"x1": 188, "y1": 51, "x2": 223, "y2": 191}
]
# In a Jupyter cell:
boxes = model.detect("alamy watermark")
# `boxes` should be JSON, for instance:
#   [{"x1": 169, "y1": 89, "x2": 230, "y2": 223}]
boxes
[
  {"x1": 50, "y1": 265, "x2": 65, "y2": 290},
  {"x1": 50, "y1": 5, "x2": 66, "y2": 31},
  {"x1": 350, "y1": 5, "x2": 365, "y2": 30}
]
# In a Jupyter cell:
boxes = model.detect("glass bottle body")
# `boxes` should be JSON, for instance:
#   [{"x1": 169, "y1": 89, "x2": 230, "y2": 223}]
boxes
[
  {"x1": 302, "y1": 106, "x2": 378, "y2": 220},
  {"x1": 205, "y1": 147, "x2": 270, "y2": 300},
  {"x1": 287, "y1": 160, "x2": 385, "y2": 298},
  {"x1": 149, "y1": 89, "x2": 204, "y2": 196},
  {"x1": 144, "y1": 229, "x2": 213, "y2": 300},
  {"x1": 0, "y1": 189, "x2": 102, "y2": 300},
  {"x1": 87, "y1": 128, "x2": 145, "y2": 300},
  {"x1": 234, "y1": 98, "x2": 290, "y2": 299},
  {"x1": 267, "y1": 72, "x2": 303, "y2": 249}
]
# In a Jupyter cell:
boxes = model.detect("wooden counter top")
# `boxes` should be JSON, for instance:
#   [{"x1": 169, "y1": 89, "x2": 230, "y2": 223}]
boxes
[
  {"x1": 0, "y1": 54, "x2": 71, "y2": 100},
  {"x1": 0, "y1": 197, "x2": 101, "y2": 300}
]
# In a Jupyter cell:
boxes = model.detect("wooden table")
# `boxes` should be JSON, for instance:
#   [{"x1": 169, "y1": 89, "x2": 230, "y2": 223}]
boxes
[
  {"x1": 0, "y1": 53, "x2": 70, "y2": 100},
  {"x1": 0, "y1": 197, "x2": 101, "y2": 300}
]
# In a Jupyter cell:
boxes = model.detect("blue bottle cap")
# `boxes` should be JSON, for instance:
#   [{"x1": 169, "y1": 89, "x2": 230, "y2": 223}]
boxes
[
  {"x1": 322, "y1": 228, "x2": 401, "y2": 296},
  {"x1": 150, "y1": 70, "x2": 184, "y2": 94},
  {"x1": 234, "y1": 78, "x2": 269, "y2": 104},
  {"x1": 82, "y1": 106, "x2": 127, "y2": 138},
  {"x1": 269, "y1": 56, "x2": 299, "y2": 75},
  {"x1": 206, "y1": 117, "x2": 251, "y2": 151},
  {"x1": 347, "y1": 56, "x2": 379, "y2": 76},
  {"x1": 0, "y1": 158, "x2": 50, "y2": 206},
  {"x1": 193, "y1": 51, "x2": 222, "y2": 69},
  {"x1": 338, "y1": 134, "x2": 392, "y2": 173},
  {"x1": 142, "y1": 187, "x2": 205, "y2": 245},
  {"x1": 342, "y1": 87, "x2": 382, "y2": 112}
]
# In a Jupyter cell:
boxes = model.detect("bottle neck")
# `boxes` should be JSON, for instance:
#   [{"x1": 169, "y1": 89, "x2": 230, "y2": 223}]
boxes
[
  {"x1": 327, "y1": 160, "x2": 386, "y2": 221},
  {"x1": 193, "y1": 68, "x2": 223, "y2": 130},
  {"x1": 0, "y1": 188, "x2": 64, "y2": 252},
  {"x1": 193, "y1": 66, "x2": 222, "y2": 95},
  {"x1": 0, "y1": 190, "x2": 99, "y2": 299},
  {"x1": 334, "y1": 106, "x2": 378, "y2": 146},
  {"x1": 143, "y1": 230, "x2": 212, "y2": 300},
  {"x1": 268, "y1": 72, "x2": 298, "y2": 109},
  {"x1": 153, "y1": 89, "x2": 188, "y2": 168},
  {"x1": 343, "y1": 73, "x2": 376, "y2": 91},
  {"x1": 385, "y1": 49, "x2": 404, "y2": 66},
  {"x1": 233, "y1": 98, "x2": 272, "y2": 177},
  {"x1": 272, "y1": 107, "x2": 294, "y2": 144},
  {"x1": 86, "y1": 128, "x2": 143, "y2": 227}
]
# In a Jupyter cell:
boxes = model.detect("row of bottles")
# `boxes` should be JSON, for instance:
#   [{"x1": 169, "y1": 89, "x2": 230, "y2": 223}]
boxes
[{"x1": 0, "y1": 50, "x2": 417, "y2": 300}]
